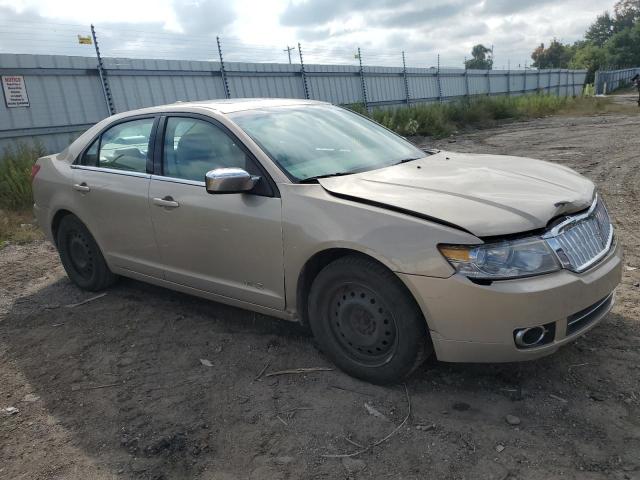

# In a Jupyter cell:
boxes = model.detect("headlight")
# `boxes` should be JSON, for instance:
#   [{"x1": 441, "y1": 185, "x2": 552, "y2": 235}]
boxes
[{"x1": 438, "y1": 237, "x2": 561, "y2": 280}]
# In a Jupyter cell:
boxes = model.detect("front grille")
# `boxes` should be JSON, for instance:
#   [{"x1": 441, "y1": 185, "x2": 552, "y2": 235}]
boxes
[
  {"x1": 544, "y1": 197, "x2": 613, "y2": 273},
  {"x1": 566, "y1": 293, "x2": 613, "y2": 336}
]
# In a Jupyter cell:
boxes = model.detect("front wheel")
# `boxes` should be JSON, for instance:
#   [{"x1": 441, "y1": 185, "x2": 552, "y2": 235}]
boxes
[
  {"x1": 56, "y1": 215, "x2": 117, "y2": 292},
  {"x1": 308, "y1": 255, "x2": 432, "y2": 384}
]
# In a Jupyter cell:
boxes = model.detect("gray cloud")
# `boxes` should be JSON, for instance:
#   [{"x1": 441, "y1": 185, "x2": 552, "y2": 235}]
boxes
[
  {"x1": 281, "y1": 0, "x2": 474, "y2": 28},
  {"x1": 481, "y1": 0, "x2": 556, "y2": 15},
  {"x1": 172, "y1": 0, "x2": 236, "y2": 34},
  {"x1": 297, "y1": 26, "x2": 357, "y2": 41},
  {"x1": 0, "y1": 0, "x2": 618, "y2": 70},
  {"x1": 281, "y1": 0, "x2": 400, "y2": 26},
  {"x1": 374, "y1": 3, "x2": 469, "y2": 28},
  {"x1": 451, "y1": 22, "x2": 489, "y2": 38}
]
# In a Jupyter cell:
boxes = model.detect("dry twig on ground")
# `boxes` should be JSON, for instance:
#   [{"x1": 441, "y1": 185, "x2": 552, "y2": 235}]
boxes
[
  {"x1": 265, "y1": 367, "x2": 333, "y2": 377},
  {"x1": 321, "y1": 384, "x2": 411, "y2": 458}
]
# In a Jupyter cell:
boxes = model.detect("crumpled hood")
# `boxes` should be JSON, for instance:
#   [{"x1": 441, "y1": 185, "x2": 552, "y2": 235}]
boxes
[{"x1": 318, "y1": 151, "x2": 595, "y2": 237}]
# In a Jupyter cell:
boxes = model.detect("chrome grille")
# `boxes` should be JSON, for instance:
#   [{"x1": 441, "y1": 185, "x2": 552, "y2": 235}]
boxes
[{"x1": 544, "y1": 196, "x2": 613, "y2": 273}]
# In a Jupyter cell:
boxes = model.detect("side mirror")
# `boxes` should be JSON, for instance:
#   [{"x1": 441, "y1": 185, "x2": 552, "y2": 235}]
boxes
[{"x1": 205, "y1": 168, "x2": 260, "y2": 194}]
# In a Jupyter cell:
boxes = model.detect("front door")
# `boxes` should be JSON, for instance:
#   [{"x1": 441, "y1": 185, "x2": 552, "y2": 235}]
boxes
[
  {"x1": 71, "y1": 116, "x2": 163, "y2": 278},
  {"x1": 148, "y1": 115, "x2": 285, "y2": 310}
]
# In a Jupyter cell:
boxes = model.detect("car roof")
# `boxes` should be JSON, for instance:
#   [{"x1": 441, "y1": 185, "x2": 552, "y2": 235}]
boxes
[{"x1": 122, "y1": 98, "x2": 330, "y2": 116}]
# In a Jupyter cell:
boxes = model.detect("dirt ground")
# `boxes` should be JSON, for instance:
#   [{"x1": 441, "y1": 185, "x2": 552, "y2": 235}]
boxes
[{"x1": 1, "y1": 95, "x2": 639, "y2": 480}]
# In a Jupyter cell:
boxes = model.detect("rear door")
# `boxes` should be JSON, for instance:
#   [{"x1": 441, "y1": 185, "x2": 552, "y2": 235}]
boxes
[
  {"x1": 148, "y1": 114, "x2": 285, "y2": 309},
  {"x1": 71, "y1": 116, "x2": 163, "y2": 278}
]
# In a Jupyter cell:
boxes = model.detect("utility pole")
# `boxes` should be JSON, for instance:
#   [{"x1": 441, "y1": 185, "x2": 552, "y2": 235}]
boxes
[{"x1": 283, "y1": 45, "x2": 294, "y2": 64}]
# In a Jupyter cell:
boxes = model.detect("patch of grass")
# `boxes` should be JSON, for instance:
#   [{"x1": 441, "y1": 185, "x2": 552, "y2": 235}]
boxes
[
  {"x1": 0, "y1": 141, "x2": 45, "y2": 246},
  {"x1": 346, "y1": 94, "x2": 626, "y2": 139},
  {"x1": 0, "y1": 209, "x2": 43, "y2": 246},
  {"x1": 0, "y1": 141, "x2": 45, "y2": 211}
]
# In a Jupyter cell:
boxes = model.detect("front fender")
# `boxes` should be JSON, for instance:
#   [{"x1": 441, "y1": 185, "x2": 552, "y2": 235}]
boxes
[{"x1": 280, "y1": 183, "x2": 480, "y2": 314}]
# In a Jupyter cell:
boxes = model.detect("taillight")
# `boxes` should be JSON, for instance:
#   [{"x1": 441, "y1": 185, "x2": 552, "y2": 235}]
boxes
[{"x1": 30, "y1": 164, "x2": 41, "y2": 183}]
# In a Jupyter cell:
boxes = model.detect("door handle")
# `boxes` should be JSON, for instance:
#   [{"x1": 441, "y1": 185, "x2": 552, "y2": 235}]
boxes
[
  {"x1": 73, "y1": 182, "x2": 90, "y2": 192},
  {"x1": 152, "y1": 196, "x2": 180, "y2": 208}
]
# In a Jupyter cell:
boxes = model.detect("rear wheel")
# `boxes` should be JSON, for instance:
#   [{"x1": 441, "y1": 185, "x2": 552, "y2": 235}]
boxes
[
  {"x1": 56, "y1": 215, "x2": 116, "y2": 291},
  {"x1": 308, "y1": 255, "x2": 432, "y2": 384}
]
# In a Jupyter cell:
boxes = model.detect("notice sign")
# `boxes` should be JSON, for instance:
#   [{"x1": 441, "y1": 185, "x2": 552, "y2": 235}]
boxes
[{"x1": 2, "y1": 76, "x2": 30, "y2": 108}]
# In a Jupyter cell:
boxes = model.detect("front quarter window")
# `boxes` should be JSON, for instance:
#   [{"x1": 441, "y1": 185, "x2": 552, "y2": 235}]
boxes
[{"x1": 229, "y1": 105, "x2": 425, "y2": 181}]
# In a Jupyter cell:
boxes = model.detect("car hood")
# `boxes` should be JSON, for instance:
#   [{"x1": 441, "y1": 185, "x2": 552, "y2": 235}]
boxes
[{"x1": 318, "y1": 151, "x2": 595, "y2": 237}]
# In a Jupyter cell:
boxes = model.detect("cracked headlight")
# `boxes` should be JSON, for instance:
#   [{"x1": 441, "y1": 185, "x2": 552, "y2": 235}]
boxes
[{"x1": 438, "y1": 237, "x2": 561, "y2": 280}]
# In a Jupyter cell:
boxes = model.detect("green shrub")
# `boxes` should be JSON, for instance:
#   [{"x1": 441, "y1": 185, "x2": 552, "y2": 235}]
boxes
[
  {"x1": 0, "y1": 141, "x2": 45, "y2": 211},
  {"x1": 342, "y1": 93, "x2": 598, "y2": 139}
]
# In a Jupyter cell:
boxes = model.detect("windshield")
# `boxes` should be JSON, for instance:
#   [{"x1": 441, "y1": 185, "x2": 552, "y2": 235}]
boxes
[{"x1": 229, "y1": 105, "x2": 425, "y2": 181}]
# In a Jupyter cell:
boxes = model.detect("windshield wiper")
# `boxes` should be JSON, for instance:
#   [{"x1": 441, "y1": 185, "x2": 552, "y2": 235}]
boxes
[
  {"x1": 392, "y1": 157, "x2": 422, "y2": 166},
  {"x1": 299, "y1": 171, "x2": 353, "y2": 183}
]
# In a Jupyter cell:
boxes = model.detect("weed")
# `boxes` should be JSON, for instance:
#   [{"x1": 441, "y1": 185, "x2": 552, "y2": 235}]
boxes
[
  {"x1": 0, "y1": 141, "x2": 45, "y2": 211},
  {"x1": 344, "y1": 94, "x2": 620, "y2": 138}
]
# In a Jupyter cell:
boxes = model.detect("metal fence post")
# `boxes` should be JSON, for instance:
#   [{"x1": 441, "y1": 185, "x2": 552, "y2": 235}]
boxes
[
  {"x1": 536, "y1": 68, "x2": 541, "y2": 92},
  {"x1": 357, "y1": 47, "x2": 369, "y2": 111},
  {"x1": 436, "y1": 54, "x2": 443, "y2": 103},
  {"x1": 507, "y1": 62, "x2": 511, "y2": 96},
  {"x1": 402, "y1": 51, "x2": 410, "y2": 105},
  {"x1": 486, "y1": 68, "x2": 491, "y2": 97},
  {"x1": 556, "y1": 69, "x2": 561, "y2": 96},
  {"x1": 90, "y1": 24, "x2": 115, "y2": 116},
  {"x1": 571, "y1": 70, "x2": 576, "y2": 96},
  {"x1": 297, "y1": 43, "x2": 310, "y2": 100},
  {"x1": 523, "y1": 65, "x2": 527, "y2": 94},
  {"x1": 464, "y1": 66, "x2": 470, "y2": 98},
  {"x1": 216, "y1": 36, "x2": 231, "y2": 99}
]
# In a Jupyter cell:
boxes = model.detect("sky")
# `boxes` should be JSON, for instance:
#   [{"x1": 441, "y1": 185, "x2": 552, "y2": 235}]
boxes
[{"x1": 0, "y1": 0, "x2": 618, "y2": 68}]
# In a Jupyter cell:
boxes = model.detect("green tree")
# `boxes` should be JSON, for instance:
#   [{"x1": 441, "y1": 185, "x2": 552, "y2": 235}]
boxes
[
  {"x1": 531, "y1": 39, "x2": 573, "y2": 68},
  {"x1": 570, "y1": 42, "x2": 607, "y2": 82},
  {"x1": 605, "y1": 21, "x2": 640, "y2": 67},
  {"x1": 585, "y1": 12, "x2": 616, "y2": 46},
  {"x1": 464, "y1": 44, "x2": 493, "y2": 70},
  {"x1": 613, "y1": 0, "x2": 640, "y2": 29}
]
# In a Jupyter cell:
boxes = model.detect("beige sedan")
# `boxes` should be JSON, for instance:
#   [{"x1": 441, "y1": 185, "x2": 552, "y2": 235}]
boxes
[{"x1": 32, "y1": 99, "x2": 622, "y2": 384}]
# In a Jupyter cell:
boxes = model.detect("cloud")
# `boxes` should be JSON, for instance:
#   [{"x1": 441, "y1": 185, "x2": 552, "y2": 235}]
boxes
[
  {"x1": 0, "y1": 0, "x2": 619, "y2": 69},
  {"x1": 451, "y1": 22, "x2": 489, "y2": 38},
  {"x1": 481, "y1": 0, "x2": 556, "y2": 15},
  {"x1": 0, "y1": 4, "x2": 221, "y2": 61},
  {"x1": 297, "y1": 26, "x2": 357, "y2": 41},
  {"x1": 172, "y1": 0, "x2": 236, "y2": 34},
  {"x1": 374, "y1": 3, "x2": 469, "y2": 28},
  {"x1": 280, "y1": 0, "x2": 399, "y2": 26}
]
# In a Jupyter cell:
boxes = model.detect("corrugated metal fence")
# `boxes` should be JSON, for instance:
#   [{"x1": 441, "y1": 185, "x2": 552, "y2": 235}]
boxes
[
  {"x1": 594, "y1": 67, "x2": 640, "y2": 95},
  {"x1": 0, "y1": 53, "x2": 587, "y2": 154}
]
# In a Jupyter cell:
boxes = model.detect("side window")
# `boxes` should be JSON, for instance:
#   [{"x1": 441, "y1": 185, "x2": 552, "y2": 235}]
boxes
[
  {"x1": 163, "y1": 117, "x2": 253, "y2": 182},
  {"x1": 96, "y1": 118, "x2": 154, "y2": 173}
]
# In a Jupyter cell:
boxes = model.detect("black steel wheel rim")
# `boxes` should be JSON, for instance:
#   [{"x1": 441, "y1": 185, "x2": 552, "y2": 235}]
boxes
[
  {"x1": 66, "y1": 230, "x2": 94, "y2": 281},
  {"x1": 327, "y1": 283, "x2": 398, "y2": 367}
]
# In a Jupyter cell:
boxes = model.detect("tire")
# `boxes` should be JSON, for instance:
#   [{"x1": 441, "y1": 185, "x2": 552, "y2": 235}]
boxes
[
  {"x1": 56, "y1": 215, "x2": 117, "y2": 291},
  {"x1": 308, "y1": 255, "x2": 432, "y2": 385}
]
